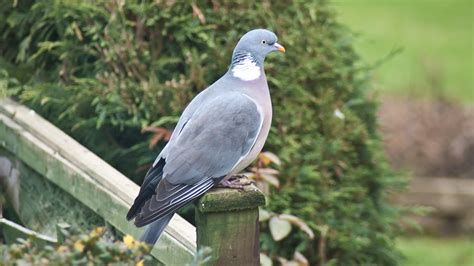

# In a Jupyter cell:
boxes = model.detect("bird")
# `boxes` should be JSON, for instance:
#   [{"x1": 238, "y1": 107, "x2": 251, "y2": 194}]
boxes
[{"x1": 126, "y1": 29, "x2": 285, "y2": 245}]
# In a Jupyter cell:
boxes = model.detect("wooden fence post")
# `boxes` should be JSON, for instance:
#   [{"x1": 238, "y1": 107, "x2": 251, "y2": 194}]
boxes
[{"x1": 195, "y1": 183, "x2": 266, "y2": 266}]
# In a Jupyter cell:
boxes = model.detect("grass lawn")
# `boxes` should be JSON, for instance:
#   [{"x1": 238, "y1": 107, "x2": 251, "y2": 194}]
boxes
[
  {"x1": 397, "y1": 236, "x2": 474, "y2": 266},
  {"x1": 333, "y1": 0, "x2": 473, "y2": 103}
]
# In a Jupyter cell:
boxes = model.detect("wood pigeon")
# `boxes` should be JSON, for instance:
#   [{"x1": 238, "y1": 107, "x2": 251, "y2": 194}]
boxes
[{"x1": 127, "y1": 29, "x2": 285, "y2": 245}]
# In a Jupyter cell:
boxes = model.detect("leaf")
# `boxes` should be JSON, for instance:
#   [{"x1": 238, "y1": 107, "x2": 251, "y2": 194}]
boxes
[
  {"x1": 259, "y1": 168, "x2": 280, "y2": 175},
  {"x1": 279, "y1": 214, "x2": 315, "y2": 239},
  {"x1": 56, "y1": 245, "x2": 68, "y2": 253},
  {"x1": 73, "y1": 240, "x2": 85, "y2": 252},
  {"x1": 260, "y1": 253, "x2": 273, "y2": 266},
  {"x1": 260, "y1": 173, "x2": 280, "y2": 188},
  {"x1": 269, "y1": 216, "x2": 292, "y2": 241},
  {"x1": 123, "y1": 234, "x2": 140, "y2": 249},
  {"x1": 71, "y1": 21, "x2": 84, "y2": 41},
  {"x1": 314, "y1": 224, "x2": 329, "y2": 236},
  {"x1": 293, "y1": 251, "x2": 309, "y2": 266},
  {"x1": 89, "y1": 226, "x2": 105, "y2": 238},
  {"x1": 150, "y1": 116, "x2": 179, "y2": 127},
  {"x1": 259, "y1": 153, "x2": 271, "y2": 166},
  {"x1": 334, "y1": 108, "x2": 345, "y2": 120},
  {"x1": 259, "y1": 152, "x2": 281, "y2": 166},
  {"x1": 191, "y1": 3, "x2": 206, "y2": 24},
  {"x1": 142, "y1": 126, "x2": 172, "y2": 148},
  {"x1": 259, "y1": 208, "x2": 272, "y2": 222},
  {"x1": 40, "y1": 97, "x2": 50, "y2": 105}
]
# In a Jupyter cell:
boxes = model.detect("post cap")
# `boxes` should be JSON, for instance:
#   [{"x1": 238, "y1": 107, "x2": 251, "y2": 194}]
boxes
[{"x1": 197, "y1": 183, "x2": 266, "y2": 213}]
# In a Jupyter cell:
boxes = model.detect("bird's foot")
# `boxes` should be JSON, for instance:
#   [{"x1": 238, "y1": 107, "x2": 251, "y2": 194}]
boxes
[
  {"x1": 227, "y1": 174, "x2": 247, "y2": 182},
  {"x1": 215, "y1": 175, "x2": 255, "y2": 190}
]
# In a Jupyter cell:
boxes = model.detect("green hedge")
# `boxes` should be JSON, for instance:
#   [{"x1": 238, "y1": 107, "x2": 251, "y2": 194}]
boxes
[{"x1": 0, "y1": 0, "x2": 404, "y2": 264}]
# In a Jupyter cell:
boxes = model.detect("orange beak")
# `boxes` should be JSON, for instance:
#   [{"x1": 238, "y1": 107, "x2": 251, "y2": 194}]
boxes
[{"x1": 274, "y1": 43, "x2": 286, "y2": 53}]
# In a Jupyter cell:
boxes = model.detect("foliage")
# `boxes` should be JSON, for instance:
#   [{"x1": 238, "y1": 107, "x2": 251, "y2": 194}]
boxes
[
  {"x1": 0, "y1": 0, "x2": 405, "y2": 264},
  {"x1": 0, "y1": 227, "x2": 152, "y2": 265}
]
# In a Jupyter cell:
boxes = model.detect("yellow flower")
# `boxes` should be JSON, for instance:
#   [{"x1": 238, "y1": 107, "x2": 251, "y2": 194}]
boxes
[
  {"x1": 89, "y1": 226, "x2": 105, "y2": 238},
  {"x1": 74, "y1": 240, "x2": 85, "y2": 252},
  {"x1": 123, "y1": 234, "x2": 139, "y2": 249},
  {"x1": 57, "y1": 245, "x2": 68, "y2": 253},
  {"x1": 136, "y1": 259, "x2": 144, "y2": 266}
]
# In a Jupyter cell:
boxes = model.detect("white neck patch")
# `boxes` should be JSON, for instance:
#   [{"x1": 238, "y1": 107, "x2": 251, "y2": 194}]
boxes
[{"x1": 231, "y1": 54, "x2": 261, "y2": 81}]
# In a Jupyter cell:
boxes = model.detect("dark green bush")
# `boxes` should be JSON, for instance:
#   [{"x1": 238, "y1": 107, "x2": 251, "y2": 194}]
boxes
[{"x1": 0, "y1": 0, "x2": 405, "y2": 264}]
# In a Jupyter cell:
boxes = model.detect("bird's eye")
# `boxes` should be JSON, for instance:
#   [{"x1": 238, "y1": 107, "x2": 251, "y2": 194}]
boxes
[{"x1": 261, "y1": 40, "x2": 267, "y2": 45}]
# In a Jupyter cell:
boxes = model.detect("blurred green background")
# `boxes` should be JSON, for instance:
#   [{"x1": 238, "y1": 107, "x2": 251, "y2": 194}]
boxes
[
  {"x1": 335, "y1": 1, "x2": 473, "y2": 265},
  {"x1": 336, "y1": 0, "x2": 473, "y2": 103},
  {"x1": 397, "y1": 237, "x2": 474, "y2": 266}
]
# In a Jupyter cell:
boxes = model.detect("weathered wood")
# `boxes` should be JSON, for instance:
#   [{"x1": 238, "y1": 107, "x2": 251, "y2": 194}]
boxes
[
  {"x1": 0, "y1": 218, "x2": 57, "y2": 248},
  {"x1": 395, "y1": 177, "x2": 474, "y2": 215},
  {"x1": 0, "y1": 98, "x2": 195, "y2": 264},
  {"x1": 196, "y1": 185, "x2": 265, "y2": 266},
  {"x1": 394, "y1": 177, "x2": 474, "y2": 234}
]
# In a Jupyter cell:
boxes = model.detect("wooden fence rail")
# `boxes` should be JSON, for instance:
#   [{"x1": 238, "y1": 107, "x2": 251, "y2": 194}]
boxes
[{"x1": 394, "y1": 176, "x2": 474, "y2": 234}]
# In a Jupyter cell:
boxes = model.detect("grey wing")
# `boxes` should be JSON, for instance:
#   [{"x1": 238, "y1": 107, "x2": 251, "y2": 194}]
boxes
[{"x1": 134, "y1": 92, "x2": 263, "y2": 226}]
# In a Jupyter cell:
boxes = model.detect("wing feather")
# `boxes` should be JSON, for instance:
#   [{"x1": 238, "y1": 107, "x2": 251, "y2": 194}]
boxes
[{"x1": 134, "y1": 178, "x2": 215, "y2": 227}]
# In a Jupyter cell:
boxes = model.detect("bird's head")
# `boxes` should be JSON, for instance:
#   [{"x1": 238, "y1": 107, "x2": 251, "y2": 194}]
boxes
[{"x1": 232, "y1": 29, "x2": 285, "y2": 66}]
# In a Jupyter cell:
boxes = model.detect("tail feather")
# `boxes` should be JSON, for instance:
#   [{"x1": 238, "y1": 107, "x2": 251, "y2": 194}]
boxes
[{"x1": 139, "y1": 213, "x2": 174, "y2": 245}]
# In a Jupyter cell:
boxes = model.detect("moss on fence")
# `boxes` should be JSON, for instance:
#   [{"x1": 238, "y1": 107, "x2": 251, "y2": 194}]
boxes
[{"x1": 0, "y1": 1, "x2": 405, "y2": 264}]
